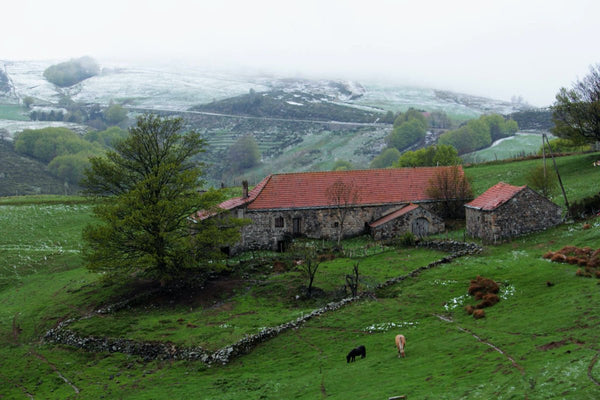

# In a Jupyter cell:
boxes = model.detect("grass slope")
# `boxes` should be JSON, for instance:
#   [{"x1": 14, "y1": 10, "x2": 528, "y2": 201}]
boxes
[
  {"x1": 1, "y1": 154, "x2": 599, "y2": 399},
  {"x1": 0, "y1": 139, "x2": 78, "y2": 196}
]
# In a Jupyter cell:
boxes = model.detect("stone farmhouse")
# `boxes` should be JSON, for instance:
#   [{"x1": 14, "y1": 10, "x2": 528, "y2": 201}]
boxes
[
  {"x1": 465, "y1": 182, "x2": 563, "y2": 243},
  {"x1": 199, "y1": 167, "x2": 458, "y2": 254}
]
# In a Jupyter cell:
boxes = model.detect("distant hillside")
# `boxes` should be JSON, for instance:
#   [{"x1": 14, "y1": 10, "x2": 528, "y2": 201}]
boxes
[
  {"x1": 0, "y1": 139, "x2": 77, "y2": 196},
  {"x1": 191, "y1": 89, "x2": 382, "y2": 123}
]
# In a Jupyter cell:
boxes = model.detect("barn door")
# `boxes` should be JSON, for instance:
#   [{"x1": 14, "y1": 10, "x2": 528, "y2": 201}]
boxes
[
  {"x1": 292, "y1": 218, "x2": 301, "y2": 236},
  {"x1": 411, "y1": 217, "x2": 430, "y2": 237}
]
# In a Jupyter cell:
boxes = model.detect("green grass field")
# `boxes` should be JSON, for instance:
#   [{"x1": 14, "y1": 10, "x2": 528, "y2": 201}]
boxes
[
  {"x1": 461, "y1": 133, "x2": 548, "y2": 163},
  {"x1": 0, "y1": 103, "x2": 29, "y2": 121},
  {"x1": 1, "y1": 153, "x2": 600, "y2": 399}
]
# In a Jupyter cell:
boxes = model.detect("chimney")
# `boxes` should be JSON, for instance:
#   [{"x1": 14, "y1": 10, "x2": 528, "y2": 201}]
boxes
[{"x1": 242, "y1": 180, "x2": 249, "y2": 198}]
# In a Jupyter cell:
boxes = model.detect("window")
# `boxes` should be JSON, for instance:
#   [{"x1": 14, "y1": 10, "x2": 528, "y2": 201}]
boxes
[{"x1": 274, "y1": 216, "x2": 284, "y2": 228}]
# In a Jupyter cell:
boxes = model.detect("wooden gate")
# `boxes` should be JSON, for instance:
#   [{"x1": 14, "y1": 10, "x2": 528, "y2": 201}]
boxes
[{"x1": 411, "y1": 217, "x2": 430, "y2": 237}]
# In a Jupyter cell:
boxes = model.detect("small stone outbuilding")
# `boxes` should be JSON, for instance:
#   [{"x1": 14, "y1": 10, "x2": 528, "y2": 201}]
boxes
[
  {"x1": 369, "y1": 204, "x2": 445, "y2": 240},
  {"x1": 465, "y1": 182, "x2": 563, "y2": 243}
]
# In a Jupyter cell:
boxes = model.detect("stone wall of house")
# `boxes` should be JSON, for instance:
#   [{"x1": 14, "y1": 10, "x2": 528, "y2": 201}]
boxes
[
  {"x1": 466, "y1": 188, "x2": 563, "y2": 243},
  {"x1": 371, "y1": 208, "x2": 445, "y2": 240},
  {"x1": 232, "y1": 204, "x2": 406, "y2": 253}
]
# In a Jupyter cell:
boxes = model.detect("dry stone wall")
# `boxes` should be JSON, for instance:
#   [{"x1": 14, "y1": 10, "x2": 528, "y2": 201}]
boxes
[{"x1": 44, "y1": 240, "x2": 482, "y2": 365}]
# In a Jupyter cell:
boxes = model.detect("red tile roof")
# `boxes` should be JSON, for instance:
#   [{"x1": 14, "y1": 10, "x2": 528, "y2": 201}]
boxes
[
  {"x1": 194, "y1": 175, "x2": 271, "y2": 220},
  {"x1": 245, "y1": 167, "x2": 461, "y2": 210},
  {"x1": 465, "y1": 182, "x2": 526, "y2": 211},
  {"x1": 369, "y1": 204, "x2": 420, "y2": 228}
]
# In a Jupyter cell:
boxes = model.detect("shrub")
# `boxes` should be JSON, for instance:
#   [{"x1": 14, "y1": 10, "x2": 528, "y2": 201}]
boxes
[
  {"x1": 468, "y1": 276, "x2": 499, "y2": 298},
  {"x1": 476, "y1": 293, "x2": 500, "y2": 309},
  {"x1": 566, "y1": 256, "x2": 579, "y2": 265},
  {"x1": 465, "y1": 305, "x2": 475, "y2": 315},
  {"x1": 398, "y1": 232, "x2": 416, "y2": 246},
  {"x1": 551, "y1": 253, "x2": 567, "y2": 263},
  {"x1": 542, "y1": 251, "x2": 555, "y2": 259},
  {"x1": 472, "y1": 309, "x2": 485, "y2": 319}
]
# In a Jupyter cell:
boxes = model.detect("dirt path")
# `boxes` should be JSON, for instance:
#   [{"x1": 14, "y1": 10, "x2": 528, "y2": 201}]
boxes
[
  {"x1": 433, "y1": 314, "x2": 525, "y2": 375},
  {"x1": 588, "y1": 353, "x2": 600, "y2": 386},
  {"x1": 31, "y1": 349, "x2": 80, "y2": 395}
]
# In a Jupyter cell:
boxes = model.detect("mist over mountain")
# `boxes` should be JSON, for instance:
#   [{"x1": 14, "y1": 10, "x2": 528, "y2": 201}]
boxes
[{"x1": 0, "y1": 58, "x2": 536, "y2": 191}]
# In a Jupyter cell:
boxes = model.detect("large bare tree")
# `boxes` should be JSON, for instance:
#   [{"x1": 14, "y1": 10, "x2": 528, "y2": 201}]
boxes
[
  {"x1": 326, "y1": 179, "x2": 360, "y2": 247},
  {"x1": 426, "y1": 166, "x2": 473, "y2": 219}
]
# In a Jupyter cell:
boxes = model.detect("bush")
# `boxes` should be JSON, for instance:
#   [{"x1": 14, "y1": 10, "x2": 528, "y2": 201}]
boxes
[
  {"x1": 472, "y1": 309, "x2": 485, "y2": 319},
  {"x1": 568, "y1": 193, "x2": 600, "y2": 219},
  {"x1": 398, "y1": 232, "x2": 416, "y2": 246},
  {"x1": 468, "y1": 276, "x2": 499, "y2": 299}
]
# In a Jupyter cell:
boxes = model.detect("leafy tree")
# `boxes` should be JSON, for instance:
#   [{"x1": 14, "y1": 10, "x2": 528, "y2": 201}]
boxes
[
  {"x1": 81, "y1": 114, "x2": 243, "y2": 285},
  {"x1": 437, "y1": 114, "x2": 518, "y2": 154},
  {"x1": 227, "y1": 134, "x2": 261, "y2": 172},
  {"x1": 370, "y1": 147, "x2": 401, "y2": 168},
  {"x1": 23, "y1": 96, "x2": 35, "y2": 109},
  {"x1": 537, "y1": 137, "x2": 591, "y2": 154},
  {"x1": 438, "y1": 119, "x2": 491, "y2": 154},
  {"x1": 551, "y1": 63, "x2": 600, "y2": 144},
  {"x1": 386, "y1": 119, "x2": 427, "y2": 151},
  {"x1": 427, "y1": 110, "x2": 452, "y2": 129},
  {"x1": 14, "y1": 127, "x2": 100, "y2": 163},
  {"x1": 332, "y1": 159, "x2": 353, "y2": 171},
  {"x1": 395, "y1": 144, "x2": 461, "y2": 167},
  {"x1": 85, "y1": 126, "x2": 128, "y2": 148},
  {"x1": 103, "y1": 103, "x2": 128, "y2": 125},
  {"x1": 425, "y1": 166, "x2": 473, "y2": 218},
  {"x1": 43, "y1": 56, "x2": 100, "y2": 87},
  {"x1": 393, "y1": 108, "x2": 428, "y2": 130},
  {"x1": 526, "y1": 165, "x2": 558, "y2": 198},
  {"x1": 481, "y1": 114, "x2": 518, "y2": 141},
  {"x1": 381, "y1": 110, "x2": 396, "y2": 124},
  {"x1": 48, "y1": 152, "x2": 92, "y2": 185}
]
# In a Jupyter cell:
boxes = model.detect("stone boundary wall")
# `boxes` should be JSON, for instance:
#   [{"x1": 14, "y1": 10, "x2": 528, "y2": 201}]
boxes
[{"x1": 44, "y1": 240, "x2": 483, "y2": 366}]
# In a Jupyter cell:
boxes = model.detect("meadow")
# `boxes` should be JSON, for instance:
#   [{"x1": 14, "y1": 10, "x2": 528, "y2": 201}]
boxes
[
  {"x1": 0, "y1": 153, "x2": 599, "y2": 399},
  {"x1": 461, "y1": 132, "x2": 548, "y2": 164}
]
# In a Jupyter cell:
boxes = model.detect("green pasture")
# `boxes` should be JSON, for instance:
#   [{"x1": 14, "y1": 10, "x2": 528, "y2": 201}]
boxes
[
  {"x1": 464, "y1": 151, "x2": 600, "y2": 204},
  {"x1": 0, "y1": 103, "x2": 29, "y2": 121},
  {"x1": 461, "y1": 133, "x2": 548, "y2": 163},
  {"x1": 1, "y1": 154, "x2": 600, "y2": 399}
]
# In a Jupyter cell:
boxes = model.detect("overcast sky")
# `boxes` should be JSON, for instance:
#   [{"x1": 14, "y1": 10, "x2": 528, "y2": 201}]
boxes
[{"x1": 2, "y1": 0, "x2": 599, "y2": 106}]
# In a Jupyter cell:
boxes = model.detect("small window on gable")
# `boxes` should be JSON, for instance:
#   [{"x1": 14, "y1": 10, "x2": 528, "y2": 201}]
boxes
[
  {"x1": 275, "y1": 216, "x2": 284, "y2": 228},
  {"x1": 333, "y1": 221, "x2": 339, "y2": 228}
]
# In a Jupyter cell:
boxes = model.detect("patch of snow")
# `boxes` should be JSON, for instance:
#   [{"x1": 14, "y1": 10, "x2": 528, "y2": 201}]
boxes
[
  {"x1": 285, "y1": 101, "x2": 303, "y2": 106},
  {"x1": 363, "y1": 321, "x2": 418, "y2": 333}
]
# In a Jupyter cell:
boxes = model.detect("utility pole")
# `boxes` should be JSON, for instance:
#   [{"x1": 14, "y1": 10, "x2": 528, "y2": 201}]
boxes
[{"x1": 542, "y1": 133, "x2": 570, "y2": 214}]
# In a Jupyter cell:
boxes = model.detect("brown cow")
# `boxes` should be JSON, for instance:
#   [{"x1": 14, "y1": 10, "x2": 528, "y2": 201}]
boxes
[{"x1": 395, "y1": 334, "x2": 406, "y2": 358}]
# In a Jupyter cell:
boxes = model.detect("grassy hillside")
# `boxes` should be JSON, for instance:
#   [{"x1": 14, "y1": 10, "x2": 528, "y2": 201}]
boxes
[
  {"x1": 1, "y1": 154, "x2": 599, "y2": 399},
  {"x1": 191, "y1": 90, "x2": 382, "y2": 123},
  {"x1": 461, "y1": 132, "x2": 547, "y2": 163},
  {"x1": 464, "y1": 151, "x2": 600, "y2": 206},
  {"x1": 0, "y1": 139, "x2": 79, "y2": 196}
]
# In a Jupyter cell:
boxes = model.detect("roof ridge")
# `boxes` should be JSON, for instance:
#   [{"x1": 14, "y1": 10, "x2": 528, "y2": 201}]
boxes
[{"x1": 265, "y1": 165, "x2": 460, "y2": 178}]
